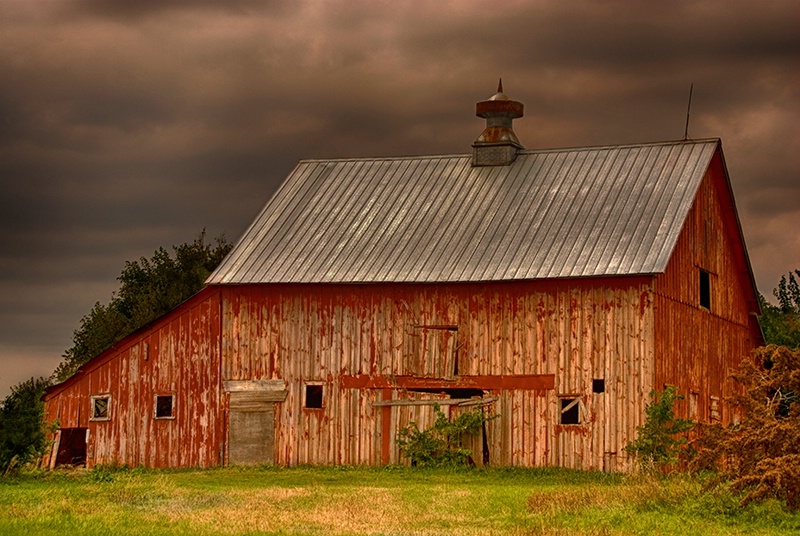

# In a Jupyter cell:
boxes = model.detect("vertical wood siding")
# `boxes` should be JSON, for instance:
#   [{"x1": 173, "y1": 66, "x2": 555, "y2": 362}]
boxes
[
  {"x1": 221, "y1": 279, "x2": 654, "y2": 470},
  {"x1": 43, "y1": 289, "x2": 223, "y2": 468},
  {"x1": 653, "y1": 150, "x2": 760, "y2": 425}
]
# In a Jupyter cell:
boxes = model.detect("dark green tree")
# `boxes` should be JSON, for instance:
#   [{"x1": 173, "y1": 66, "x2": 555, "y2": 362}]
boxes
[
  {"x1": 759, "y1": 270, "x2": 800, "y2": 349},
  {"x1": 0, "y1": 377, "x2": 53, "y2": 474},
  {"x1": 54, "y1": 230, "x2": 232, "y2": 382},
  {"x1": 624, "y1": 386, "x2": 693, "y2": 471}
]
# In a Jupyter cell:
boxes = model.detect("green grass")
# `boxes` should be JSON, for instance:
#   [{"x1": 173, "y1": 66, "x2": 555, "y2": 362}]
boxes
[{"x1": 0, "y1": 466, "x2": 798, "y2": 535}]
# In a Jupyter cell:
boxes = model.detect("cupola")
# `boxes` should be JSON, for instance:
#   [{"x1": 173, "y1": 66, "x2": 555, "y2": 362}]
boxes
[{"x1": 472, "y1": 79, "x2": 525, "y2": 166}]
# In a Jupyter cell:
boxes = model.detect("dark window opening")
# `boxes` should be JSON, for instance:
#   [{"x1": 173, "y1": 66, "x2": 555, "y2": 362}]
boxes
[
  {"x1": 446, "y1": 388, "x2": 484, "y2": 399},
  {"x1": 305, "y1": 384, "x2": 323, "y2": 409},
  {"x1": 699, "y1": 269, "x2": 711, "y2": 309},
  {"x1": 592, "y1": 379, "x2": 605, "y2": 393},
  {"x1": 155, "y1": 395, "x2": 174, "y2": 419},
  {"x1": 560, "y1": 398, "x2": 580, "y2": 425},
  {"x1": 90, "y1": 395, "x2": 111, "y2": 421}
]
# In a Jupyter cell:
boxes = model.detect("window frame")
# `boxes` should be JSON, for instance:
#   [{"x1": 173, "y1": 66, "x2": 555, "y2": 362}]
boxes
[
  {"x1": 558, "y1": 396, "x2": 582, "y2": 425},
  {"x1": 304, "y1": 382, "x2": 324, "y2": 410},
  {"x1": 153, "y1": 393, "x2": 176, "y2": 420},
  {"x1": 89, "y1": 394, "x2": 112, "y2": 422}
]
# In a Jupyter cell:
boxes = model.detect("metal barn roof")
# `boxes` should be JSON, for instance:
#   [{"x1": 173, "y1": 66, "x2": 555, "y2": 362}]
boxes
[{"x1": 207, "y1": 139, "x2": 719, "y2": 284}]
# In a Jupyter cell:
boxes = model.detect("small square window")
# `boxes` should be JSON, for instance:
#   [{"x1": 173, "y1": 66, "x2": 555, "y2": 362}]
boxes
[
  {"x1": 592, "y1": 379, "x2": 605, "y2": 393},
  {"x1": 560, "y1": 398, "x2": 580, "y2": 425},
  {"x1": 154, "y1": 394, "x2": 175, "y2": 419},
  {"x1": 699, "y1": 269, "x2": 711, "y2": 309},
  {"x1": 90, "y1": 395, "x2": 111, "y2": 421},
  {"x1": 305, "y1": 384, "x2": 323, "y2": 409}
]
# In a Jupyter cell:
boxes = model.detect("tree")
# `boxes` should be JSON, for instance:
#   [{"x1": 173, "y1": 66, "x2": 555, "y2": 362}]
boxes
[
  {"x1": 759, "y1": 270, "x2": 800, "y2": 349},
  {"x1": 624, "y1": 386, "x2": 693, "y2": 471},
  {"x1": 690, "y1": 346, "x2": 800, "y2": 510},
  {"x1": 54, "y1": 230, "x2": 232, "y2": 382},
  {"x1": 0, "y1": 377, "x2": 53, "y2": 474}
]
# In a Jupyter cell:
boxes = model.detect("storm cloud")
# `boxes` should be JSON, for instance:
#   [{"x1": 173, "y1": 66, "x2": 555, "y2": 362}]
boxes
[{"x1": 1, "y1": 0, "x2": 798, "y2": 397}]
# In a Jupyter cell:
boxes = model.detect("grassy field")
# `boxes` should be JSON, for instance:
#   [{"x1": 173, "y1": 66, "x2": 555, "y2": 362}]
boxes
[{"x1": 1, "y1": 465, "x2": 798, "y2": 536}]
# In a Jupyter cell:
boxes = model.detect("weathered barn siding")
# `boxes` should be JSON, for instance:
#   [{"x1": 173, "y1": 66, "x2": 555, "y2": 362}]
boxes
[
  {"x1": 43, "y1": 288, "x2": 223, "y2": 469},
  {"x1": 653, "y1": 149, "x2": 759, "y2": 424},
  {"x1": 220, "y1": 278, "x2": 654, "y2": 470}
]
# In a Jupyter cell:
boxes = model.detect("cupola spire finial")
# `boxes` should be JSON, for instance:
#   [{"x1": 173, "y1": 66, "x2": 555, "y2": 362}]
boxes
[{"x1": 497, "y1": 78, "x2": 503, "y2": 94}]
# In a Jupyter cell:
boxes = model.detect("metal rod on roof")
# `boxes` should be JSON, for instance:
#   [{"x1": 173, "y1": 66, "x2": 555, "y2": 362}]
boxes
[{"x1": 683, "y1": 83, "x2": 694, "y2": 141}]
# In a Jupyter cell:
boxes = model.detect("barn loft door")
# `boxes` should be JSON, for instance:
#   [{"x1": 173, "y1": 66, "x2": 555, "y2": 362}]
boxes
[
  {"x1": 224, "y1": 380, "x2": 287, "y2": 466},
  {"x1": 410, "y1": 326, "x2": 459, "y2": 378}
]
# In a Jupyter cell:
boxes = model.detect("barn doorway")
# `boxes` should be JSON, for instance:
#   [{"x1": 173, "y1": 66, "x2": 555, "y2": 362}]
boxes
[
  {"x1": 228, "y1": 398, "x2": 276, "y2": 465},
  {"x1": 53, "y1": 427, "x2": 88, "y2": 467},
  {"x1": 223, "y1": 380, "x2": 288, "y2": 466},
  {"x1": 389, "y1": 389, "x2": 493, "y2": 466}
]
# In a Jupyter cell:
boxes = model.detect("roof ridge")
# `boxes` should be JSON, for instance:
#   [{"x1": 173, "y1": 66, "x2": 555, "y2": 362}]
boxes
[
  {"x1": 296, "y1": 138, "x2": 720, "y2": 164},
  {"x1": 517, "y1": 138, "x2": 720, "y2": 155},
  {"x1": 298, "y1": 154, "x2": 470, "y2": 164}
]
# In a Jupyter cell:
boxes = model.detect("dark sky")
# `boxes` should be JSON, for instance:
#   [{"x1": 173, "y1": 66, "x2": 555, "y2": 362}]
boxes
[{"x1": 1, "y1": 0, "x2": 798, "y2": 397}]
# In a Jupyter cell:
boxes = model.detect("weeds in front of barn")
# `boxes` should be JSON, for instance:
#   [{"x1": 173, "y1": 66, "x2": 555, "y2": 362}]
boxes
[{"x1": 0, "y1": 466, "x2": 797, "y2": 536}]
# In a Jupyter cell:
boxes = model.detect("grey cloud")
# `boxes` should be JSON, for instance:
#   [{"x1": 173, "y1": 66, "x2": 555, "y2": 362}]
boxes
[
  {"x1": 66, "y1": 0, "x2": 291, "y2": 20},
  {"x1": 0, "y1": 0, "x2": 798, "y2": 398}
]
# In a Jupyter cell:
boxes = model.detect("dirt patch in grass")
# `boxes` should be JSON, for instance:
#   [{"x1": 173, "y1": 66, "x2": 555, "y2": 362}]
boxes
[{"x1": 161, "y1": 485, "x2": 489, "y2": 535}]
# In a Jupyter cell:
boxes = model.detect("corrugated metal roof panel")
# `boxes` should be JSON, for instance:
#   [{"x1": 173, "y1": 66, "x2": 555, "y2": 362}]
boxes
[{"x1": 207, "y1": 139, "x2": 719, "y2": 284}]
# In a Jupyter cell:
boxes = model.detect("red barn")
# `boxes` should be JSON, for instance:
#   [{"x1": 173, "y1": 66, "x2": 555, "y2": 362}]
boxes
[{"x1": 43, "y1": 86, "x2": 762, "y2": 470}]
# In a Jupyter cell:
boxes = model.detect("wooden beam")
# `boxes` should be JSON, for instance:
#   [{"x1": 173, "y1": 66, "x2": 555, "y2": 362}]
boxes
[
  {"x1": 341, "y1": 374, "x2": 554, "y2": 391},
  {"x1": 223, "y1": 379, "x2": 287, "y2": 392},
  {"x1": 372, "y1": 397, "x2": 498, "y2": 407}
]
